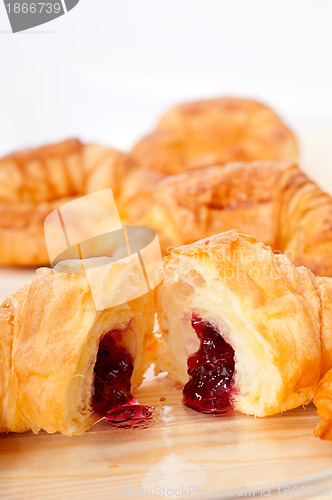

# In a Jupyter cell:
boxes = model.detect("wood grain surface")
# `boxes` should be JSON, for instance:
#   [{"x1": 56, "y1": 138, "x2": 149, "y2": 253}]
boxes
[{"x1": 0, "y1": 375, "x2": 332, "y2": 500}]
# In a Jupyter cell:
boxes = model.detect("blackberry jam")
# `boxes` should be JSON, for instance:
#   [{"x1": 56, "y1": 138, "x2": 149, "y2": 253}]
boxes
[{"x1": 183, "y1": 316, "x2": 235, "y2": 413}]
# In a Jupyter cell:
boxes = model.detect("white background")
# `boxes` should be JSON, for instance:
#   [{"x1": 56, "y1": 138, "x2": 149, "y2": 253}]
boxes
[{"x1": 0, "y1": 0, "x2": 331, "y2": 156}]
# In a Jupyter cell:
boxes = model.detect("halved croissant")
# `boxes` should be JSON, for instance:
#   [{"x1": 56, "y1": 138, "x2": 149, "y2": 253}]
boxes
[
  {"x1": 155, "y1": 231, "x2": 332, "y2": 417},
  {"x1": 131, "y1": 97, "x2": 298, "y2": 175},
  {"x1": 0, "y1": 139, "x2": 160, "y2": 267},
  {"x1": 0, "y1": 264, "x2": 154, "y2": 435},
  {"x1": 313, "y1": 369, "x2": 332, "y2": 441},
  {"x1": 142, "y1": 161, "x2": 332, "y2": 277},
  {"x1": 313, "y1": 277, "x2": 332, "y2": 440}
]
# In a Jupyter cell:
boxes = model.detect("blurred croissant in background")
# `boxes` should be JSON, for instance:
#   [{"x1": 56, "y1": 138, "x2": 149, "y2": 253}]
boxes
[
  {"x1": 131, "y1": 97, "x2": 298, "y2": 175},
  {"x1": 139, "y1": 161, "x2": 332, "y2": 277},
  {"x1": 0, "y1": 96, "x2": 298, "y2": 268},
  {"x1": 0, "y1": 139, "x2": 162, "y2": 266}
]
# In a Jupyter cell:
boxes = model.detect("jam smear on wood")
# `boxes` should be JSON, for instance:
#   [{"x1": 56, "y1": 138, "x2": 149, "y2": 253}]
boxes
[
  {"x1": 92, "y1": 332, "x2": 151, "y2": 424},
  {"x1": 183, "y1": 315, "x2": 235, "y2": 413}
]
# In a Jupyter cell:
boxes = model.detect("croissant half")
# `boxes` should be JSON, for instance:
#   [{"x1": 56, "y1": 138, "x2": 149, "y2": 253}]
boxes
[
  {"x1": 155, "y1": 231, "x2": 332, "y2": 417},
  {"x1": 143, "y1": 161, "x2": 332, "y2": 277},
  {"x1": 131, "y1": 97, "x2": 298, "y2": 175},
  {"x1": 313, "y1": 278, "x2": 332, "y2": 440},
  {"x1": 314, "y1": 369, "x2": 332, "y2": 441},
  {"x1": 0, "y1": 265, "x2": 154, "y2": 435}
]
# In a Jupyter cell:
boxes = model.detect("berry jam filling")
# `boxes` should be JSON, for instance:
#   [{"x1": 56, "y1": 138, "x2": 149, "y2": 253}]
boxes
[
  {"x1": 183, "y1": 315, "x2": 235, "y2": 413},
  {"x1": 92, "y1": 332, "x2": 151, "y2": 423}
]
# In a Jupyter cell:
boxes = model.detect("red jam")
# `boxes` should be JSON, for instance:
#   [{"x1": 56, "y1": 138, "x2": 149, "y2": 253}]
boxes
[
  {"x1": 183, "y1": 315, "x2": 235, "y2": 413},
  {"x1": 92, "y1": 333, "x2": 151, "y2": 423}
]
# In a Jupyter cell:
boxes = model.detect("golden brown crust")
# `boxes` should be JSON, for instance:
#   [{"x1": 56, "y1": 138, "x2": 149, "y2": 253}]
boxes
[
  {"x1": 313, "y1": 278, "x2": 332, "y2": 441},
  {"x1": 155, "y1": 230, "x2": 330, "y2": 417},
  {"x1": 0, "y1": 266, "x2": 154, "y2": 435},
  {"x1": 0, "y1": 139, "x2": 83, "y2": 203},
  {"x1": 315, "y1": 278, "x2": 332, "y2": 376},
  {"x1": 143, "y1": 161, "x2": 332, "y2": 277},
  {"x1": 313, "y1": 369, "x2": 332, "y2": 440},
  {"x1": 0, "y1": 139, "x2": 142, "y2": 266},
  {"x1": 131, "y1": 97, "x2": 298, "y2": 175}
]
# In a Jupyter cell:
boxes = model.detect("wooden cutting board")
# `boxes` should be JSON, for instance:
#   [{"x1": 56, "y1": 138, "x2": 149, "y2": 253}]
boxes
[{"x1": 1, "y1": 374, "x2": 332, "y2": 500}]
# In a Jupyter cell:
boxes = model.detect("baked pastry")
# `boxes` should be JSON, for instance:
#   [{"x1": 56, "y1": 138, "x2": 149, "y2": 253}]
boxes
[
  {"x1": 142, "y1": 161, "x2": 332, "y2": 277},
  {"x1": 116, "y1": 167, "x2": 165, "y2": 224},
  {"x1": 314, "y1": 369, "x2": 332, "y2": 441},
  {"x1": 131, "y1": 97, "x2": 298, "y2": 175},
  {"x1": 155, "y1": 230, "x2": 332, "y2": 417},
  {"x1": 313, "y1": 277, "x2": 332, "y2": 440},
  {"x1": 0, "y1": 263, "x2": 155, "y2": 435},
  {"x1": 0, "y1": 139, "x2": 139, "y2": 266}
]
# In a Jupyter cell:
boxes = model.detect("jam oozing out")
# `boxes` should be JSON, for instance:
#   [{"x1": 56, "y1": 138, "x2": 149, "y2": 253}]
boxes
[
  {"x1": 92, "y1": 332, "x2": 151, "y2": 424},
  {"x1": 183, "y1": 315, "x2": 235, "y2": 413}
]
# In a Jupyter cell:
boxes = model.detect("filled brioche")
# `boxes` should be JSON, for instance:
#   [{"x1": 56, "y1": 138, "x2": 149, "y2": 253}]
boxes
[
  {"x1": 131, "y1": 97, "x2": 298, "y2": 175},
  {"x1": 0, "y1": 263, "x2": 154, "y2": 435},
  {"x1": 155, "y1": 231, "x2": 332, "y2": 417},
  {"x1": 142, "y1": 161, "x2": 332, "y2": 277}
]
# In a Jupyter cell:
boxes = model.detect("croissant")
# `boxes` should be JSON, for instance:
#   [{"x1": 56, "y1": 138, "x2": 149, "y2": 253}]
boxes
[
  {"x1": 131, "y1": 97, "x2": 298, "y2": 175},
  {"x1": 0, "y1": 138, "x2": 159, "y2": 267},
  {"x1": 0, "y1": 263, "x2": 154, "y2": 435},
  {"x1": 314, "y1": 369, "x2": 332, "y2": 441},
  {"x1": 142, "y1": 161, "x2": 332, "y2": 277},
  {"x1": 155, "y1": 231, "x2": 332, "y2": 417},
  {"x1": 313, "y1": 277, "x2": 332, "y2": 440}
]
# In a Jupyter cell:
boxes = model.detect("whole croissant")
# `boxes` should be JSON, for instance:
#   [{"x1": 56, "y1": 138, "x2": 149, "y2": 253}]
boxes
[
  {"x1": 131, "y1": 97, "x2": 298, "y2": 175},
  {"x1": 0, "y1": 139, "x2": 161, "y2": 267},
  {"x1": 155, "y1": 230, "x2": 332, "y2": 417},
  {"x1": 0, "y1": 264, "x2": 154, "y2": 435},
  {"x1": 142, "y1": 161, "x2": 332, "y2": 277}
]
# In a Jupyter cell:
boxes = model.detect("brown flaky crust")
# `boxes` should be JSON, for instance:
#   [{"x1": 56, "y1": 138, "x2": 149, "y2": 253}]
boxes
[
  {"x1": 313, "y1": 278, "x2": 332, "y2": 440},
  {"x1": 142, "y1": 161, "x2": 332, "y2": 277},
  {"x1": 131, "y1": 97, "x2": 298, "y2": 175},
  {"x1": 0, "y1": 139, "x2": 161, "y2": 267},
  {"x1": 0, "y1": 266, "x2": 154, "y2": 435},
  {"x1": 313, "y1": 369, "x2": 332, "y2": 441},
  {"x1": 155, "y1": 230, "x2": 332, "y2": 417}
]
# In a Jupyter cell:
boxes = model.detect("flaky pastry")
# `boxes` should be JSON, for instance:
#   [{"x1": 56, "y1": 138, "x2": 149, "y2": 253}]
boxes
[
  {"x1": 142, "y1": 161, "x2": 332, "y2": 277},
  {"x1": 131, "y1": 97, "x2": 298, "y2": 175},
  {"x1": 0, "y1": 138, "x2": 160, "y2": 267},
  {"x1": 313, "y1": 369, "x2": 332, "y2": 441},
  {"x1": 155, "y1": 231, "x2": 332, "y2": 417},
  {"x1": 313, "y1": 277, "x2": 332, "y2": 440},
  {"x1": 0, "y1": 264, "x2": 154, "y2": 435}
]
